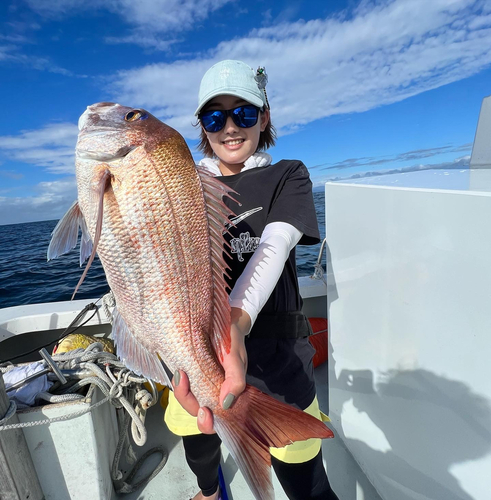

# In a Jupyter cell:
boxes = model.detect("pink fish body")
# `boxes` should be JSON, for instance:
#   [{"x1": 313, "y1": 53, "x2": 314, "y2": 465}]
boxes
[{"x1": 48, "y1": 102, "x2": 333, "y2": 500}]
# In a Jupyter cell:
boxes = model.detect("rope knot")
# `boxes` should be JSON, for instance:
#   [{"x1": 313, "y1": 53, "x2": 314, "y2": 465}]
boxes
[
  {"x1": 109, "y1": 380, "x2": 124, "y2": 400},
  {"x1": 135, "y1": 389, "x2": 154, "y2": 410}
]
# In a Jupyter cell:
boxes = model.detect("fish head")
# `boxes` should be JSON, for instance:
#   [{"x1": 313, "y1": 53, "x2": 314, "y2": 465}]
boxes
[
  {"x1": 75, "y1": 101, "x2": 195, "y2": 234},
  {"x1": 75, "y1": 102, "x2": 195, "y2": 214},
  {"x1": 76, "y1": 101, "x2": 178, "y2": 167}
]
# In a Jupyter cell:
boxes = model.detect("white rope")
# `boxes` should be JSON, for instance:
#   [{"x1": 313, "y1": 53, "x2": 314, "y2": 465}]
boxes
[
  {"x1": 0, "y1": 311, "x2": 166, "y2": 494},
  {"x1": 102, "y1": 290, "x2": 116, "y2": 324},
  {"x1": 0, "y1": 396, "x2": 110, "y2": 431},
  {"x1": 312, "y1": 237, "x2": 327, "y2": 284},
  {"x1": 37, "y1": 392, "x2": 85, "y2": 403},
  {"x1": 0, "y1": 342, "x2": 156, "y2": 443}
]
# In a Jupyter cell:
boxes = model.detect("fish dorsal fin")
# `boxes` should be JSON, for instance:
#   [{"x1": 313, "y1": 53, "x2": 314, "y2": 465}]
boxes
[
  {"x1": 47, "y1": 200, "x2": 93, "y2": 266},
  {"x1": 112, "y1": 307, "x2": 172, "y2": 387},
  {"x1": 196, "y1": 166, "x2": 239, "y2": 360}
]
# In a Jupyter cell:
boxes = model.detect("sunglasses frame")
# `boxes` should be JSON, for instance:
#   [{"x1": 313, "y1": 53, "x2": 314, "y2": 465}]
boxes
[{"x1": 199, "y1": 105, "x2": 262, "y2": 133}]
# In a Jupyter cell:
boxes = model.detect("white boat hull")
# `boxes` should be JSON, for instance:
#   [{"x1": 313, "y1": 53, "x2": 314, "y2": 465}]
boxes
[{"x1": 325, "y1": 180, "x2": 491, "y2": 500}]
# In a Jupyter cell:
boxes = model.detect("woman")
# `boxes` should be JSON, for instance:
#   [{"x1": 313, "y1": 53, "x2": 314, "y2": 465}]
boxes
[{"x1": 166, "y1": 60, "x2": 338, "y2": 500}]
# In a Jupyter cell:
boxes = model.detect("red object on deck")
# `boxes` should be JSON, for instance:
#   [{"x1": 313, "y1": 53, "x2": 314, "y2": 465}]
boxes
[{"x1": 308, "y1": 317, "x2": 328, "y2": 367}]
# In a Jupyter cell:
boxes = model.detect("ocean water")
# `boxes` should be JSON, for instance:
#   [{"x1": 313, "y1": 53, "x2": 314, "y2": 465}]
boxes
[{"x1": 0, "y1": 192, "x2": 325, "y2": 310}]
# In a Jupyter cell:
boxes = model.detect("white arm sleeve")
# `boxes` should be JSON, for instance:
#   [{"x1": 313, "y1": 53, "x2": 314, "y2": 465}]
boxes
[{"x1": 229, "y1": 221, "x2": 303, "y2": 331}]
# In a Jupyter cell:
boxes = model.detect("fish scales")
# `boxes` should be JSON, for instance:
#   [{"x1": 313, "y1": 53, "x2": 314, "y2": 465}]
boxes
[
  {"x1": 48, "y1": 102, "x2": 334, "y2": 500},
  {"x1": 87, "y1": 137, "x2": 222, "y2": 406}
]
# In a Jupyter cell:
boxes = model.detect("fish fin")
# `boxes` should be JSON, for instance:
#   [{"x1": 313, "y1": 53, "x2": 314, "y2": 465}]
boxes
[
  {"x1": 214, "y1": 385, "x2": 334, "y2": 500},
  {"x1": 79, "y1": 215, "x2": 93, "y2": 266},
  {"x1": 47, "y1": 201, "x2": 85, "y2": 262},
  {"x1": 71, "y1": 167, "x2": 112, "y2": 300},
  {"x1": 197, "y1": 166, "x2": 239, "y2": 360},
  {"x1": 112, "y1": 308, "x2": 172, "y2": 387},
  {"x1": 47, "y1": 200, "x2": 94, "y2": 266}
]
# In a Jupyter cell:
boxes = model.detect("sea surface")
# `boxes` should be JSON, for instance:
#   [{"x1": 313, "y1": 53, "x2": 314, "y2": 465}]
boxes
[{"x1": 0, "y1": 192, "x2": 326, "y2": 310}]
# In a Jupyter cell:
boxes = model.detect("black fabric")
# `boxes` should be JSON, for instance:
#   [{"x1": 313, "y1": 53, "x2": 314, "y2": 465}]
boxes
[
  {"x1": 182, "y1": 436, "x2": 337, "y2": 500},
  {"x1": 181, "y1": 160, "x2": 332, "y2": 498},
  {"x1": 217, "y1": 160, "x2": 320, "y2": 409},
  {"x1": 250, "y1": 310, "x2": 314, "y2": 339},
  {"x1": 245, "y1": 337, "x2": 317, "y2": 411},
  {"x1": 182, "y1": 338, "x2": 321, "y2": 497},
  {"x1": 219, "y1": 160, "x2": 320, "y2": 327},
  {"x1": 182, "y1": 433, "x2": 222, "y2": 496},
  {"x1": 272, "y1": 451, "x2": 339, "y2": 500}
]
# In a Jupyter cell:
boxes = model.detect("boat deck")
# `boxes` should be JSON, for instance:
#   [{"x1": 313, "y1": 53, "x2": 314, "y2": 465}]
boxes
[
  {"x1": 118, "y1": 362, "x2": 382, "y2": 500},
  {"x1": 1, "y1": 283, "x2": 383, "y2": 500}
]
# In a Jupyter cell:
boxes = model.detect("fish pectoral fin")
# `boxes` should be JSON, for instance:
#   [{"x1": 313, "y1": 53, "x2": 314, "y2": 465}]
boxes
[
  {"x1": 79, "y1": 215, "x2": 93, "y2": 266},
  {"x1": 72, "y1": 167, "x2": 112, "y2": 300},
  {"x1": 47, "y1": 200, "x2": 92, "y2": 265},
  {"x1": 88, "y1": 164, "x2": 114, "y2": 229},
  {"x1": 213, "y1": 385, "x2": 334, "y2": 500},
  {"x1": 112, "y1": 307, "x2": 172, "y2": 388}
]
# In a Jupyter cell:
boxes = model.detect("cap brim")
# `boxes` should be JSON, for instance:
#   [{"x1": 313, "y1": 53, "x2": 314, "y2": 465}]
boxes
[{"x1": 195, "y1": 89, "x2": 265, "y2": 116}]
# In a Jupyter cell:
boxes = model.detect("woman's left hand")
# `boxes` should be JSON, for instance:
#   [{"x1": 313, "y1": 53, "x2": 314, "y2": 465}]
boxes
[
  {"x1": 218, "y1": 307, "x2": 249, "y2": 411},
  {"x1": 172, "y1": 307, "x2": 250, "y2": 434}
]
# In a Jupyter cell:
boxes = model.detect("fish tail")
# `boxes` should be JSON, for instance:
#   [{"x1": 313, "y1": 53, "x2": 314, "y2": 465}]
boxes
[{"x1": 213, "y1": 384, "x2": 333, "y2": 500}]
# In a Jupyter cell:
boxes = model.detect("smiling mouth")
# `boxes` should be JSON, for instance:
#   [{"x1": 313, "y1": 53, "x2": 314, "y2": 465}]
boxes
[{"x1": 223, "y1": 139, "x2": 244, "y2": 146}]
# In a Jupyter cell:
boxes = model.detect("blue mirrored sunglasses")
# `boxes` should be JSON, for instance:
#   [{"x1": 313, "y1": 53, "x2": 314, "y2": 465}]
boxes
[{"x1": 199, "y1": 105, "x2": 261, "y2": 133}]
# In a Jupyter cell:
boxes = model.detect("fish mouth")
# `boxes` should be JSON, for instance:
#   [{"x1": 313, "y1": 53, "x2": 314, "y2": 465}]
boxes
[
  {"x1": 76, "y1": 102, "x2": 145, "y2": 163},
  {"x1": 76, "y1": 144, "x2": 137, "y2": 162},
  {"x1": 77, "y1": 103, "x2": 138, "y2": 162}
]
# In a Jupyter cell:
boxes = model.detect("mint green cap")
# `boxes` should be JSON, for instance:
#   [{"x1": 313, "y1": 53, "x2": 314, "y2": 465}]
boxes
[{"x1": 195, "y1": 60, "x2": 268, "y2": 116}]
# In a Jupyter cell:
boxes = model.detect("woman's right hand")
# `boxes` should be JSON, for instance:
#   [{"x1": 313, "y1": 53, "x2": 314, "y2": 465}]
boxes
[{"x1": 172, "y1": 370, "x2": 215, "y2": 434}]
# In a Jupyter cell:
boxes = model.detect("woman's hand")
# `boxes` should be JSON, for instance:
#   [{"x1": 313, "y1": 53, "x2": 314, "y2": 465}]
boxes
[
  {"x1": 218, "y1": 307, "x2": 249, "y2": 410},
  {"x1": 172, "y1": 369, "x2": 216, "y2": 434},
  {"x1": 172, "y1": 307, "x2": 250, "y2": 434}
]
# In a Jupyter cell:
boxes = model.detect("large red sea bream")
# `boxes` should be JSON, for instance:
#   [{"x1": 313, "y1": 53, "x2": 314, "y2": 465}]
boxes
[{"x1": 48, "y1": 102, "x2": 333, "y2": 500}]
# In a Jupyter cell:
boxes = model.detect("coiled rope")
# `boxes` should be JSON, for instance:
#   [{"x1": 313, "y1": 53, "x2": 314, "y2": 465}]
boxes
[{"x1": 0, "y1": 341, "x2": 168, "y2": 494}]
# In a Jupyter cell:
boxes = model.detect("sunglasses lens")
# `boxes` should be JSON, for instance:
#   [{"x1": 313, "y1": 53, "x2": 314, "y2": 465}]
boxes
[
  {"x1": 232, "y1": 106, "x2": 259, "y2": 128},
  {"x1": 200, "y1": 105, "x2": 260, "y2": 132},
  {"x1": 201, "y1": 110, "x2": 226, "y2": 132}
]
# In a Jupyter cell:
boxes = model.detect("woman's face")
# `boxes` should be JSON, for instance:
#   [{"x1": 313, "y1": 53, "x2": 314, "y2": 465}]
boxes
[{"x1": 202, "y1": 94, "x2": 269, "y2": 175}]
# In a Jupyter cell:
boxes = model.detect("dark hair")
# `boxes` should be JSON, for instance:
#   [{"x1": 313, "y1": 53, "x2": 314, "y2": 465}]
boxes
[{"x1": 195, "y1": 111, "x2": 277, "y2": 158}]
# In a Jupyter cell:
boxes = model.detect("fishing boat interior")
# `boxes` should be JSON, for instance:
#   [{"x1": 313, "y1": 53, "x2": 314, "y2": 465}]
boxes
[{"x1": 1, "y1": 95, "x2": 491, "y2": 500}]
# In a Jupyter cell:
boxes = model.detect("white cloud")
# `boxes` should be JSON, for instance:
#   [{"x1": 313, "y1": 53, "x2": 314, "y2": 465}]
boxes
[
  {"x1": 105, "y1": 34, "x2": 180, "y2": 52},
  {"x1": 0, "y1": 43, "x2": 77, "y2": 75},
  {"x1": 310, "y1": 143, "x2": 473, "y2": 172},
  {"x1": 107, "y1": 0, "x2": 491, "y2": 137},
  {"x1": 3, "y1": 0, "x2": 490, "y2": 226},
  {"x1": 1, "y1": 12, "x2": 82, "y2": 75},
  {"x1": 26, "y1": 0, "x2": 234, "y2": 49},
  {"x1": 0, "y1": 33, "x2": 30, "y2": 43},
  {"x1": 0, "y1": 123, "x2": 79, "y2": 174},
  {"x1": 0, "y1": 178, "x2": 77, "y2": 225},
  {"x1": 0, "y1": 170, "x2": 24, "y2": 180},
  {"x1": 318, "y1": 155, "x2": 471, "y2": 185}
]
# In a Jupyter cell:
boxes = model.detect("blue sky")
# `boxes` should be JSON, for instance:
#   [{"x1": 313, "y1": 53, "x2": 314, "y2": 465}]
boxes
[{"x1": 0, "y1": 0, "x2": 490, "y2": 224}]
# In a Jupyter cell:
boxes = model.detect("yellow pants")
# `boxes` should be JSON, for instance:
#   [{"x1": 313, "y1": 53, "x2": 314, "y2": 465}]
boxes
[{"x1": 163, "y1": 390, "x2": 330, "y2": 464}]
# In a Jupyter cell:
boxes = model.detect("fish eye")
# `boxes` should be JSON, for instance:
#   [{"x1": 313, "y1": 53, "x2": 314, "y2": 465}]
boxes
[{"x1": 125, "y1": 110, "x2": 146, "y2": 121}]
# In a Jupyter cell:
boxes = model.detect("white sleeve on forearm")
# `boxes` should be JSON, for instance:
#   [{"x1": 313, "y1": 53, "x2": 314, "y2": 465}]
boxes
[{"x1": 229, "y1": 221, "x2": 303, "y2": 329}]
